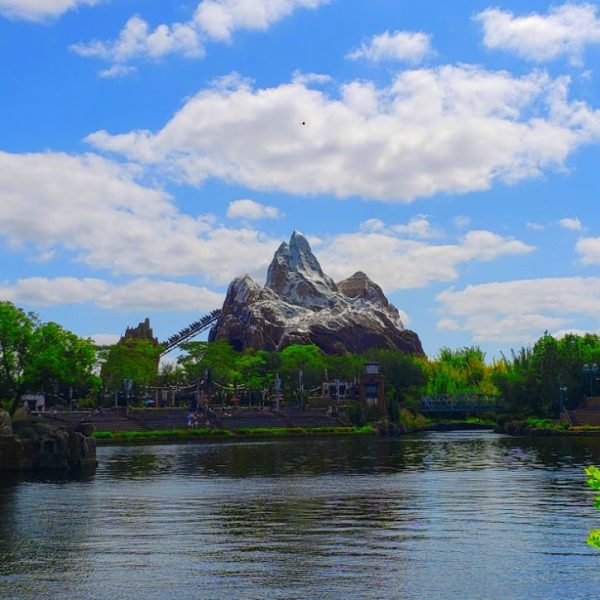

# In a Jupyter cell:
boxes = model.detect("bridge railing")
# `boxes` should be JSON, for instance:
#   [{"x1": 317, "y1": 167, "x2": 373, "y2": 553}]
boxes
[{"x1": 418, "y1": 393, "x2": 502, "y2": 413}]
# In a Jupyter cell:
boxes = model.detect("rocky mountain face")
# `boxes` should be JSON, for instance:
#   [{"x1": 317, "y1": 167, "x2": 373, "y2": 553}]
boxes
[{"x1": 209, "y1": 232, "x2": 423, "y2": 355}]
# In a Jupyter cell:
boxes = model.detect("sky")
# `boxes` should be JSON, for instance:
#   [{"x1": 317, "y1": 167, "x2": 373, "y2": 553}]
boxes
[{"x1": 1, "y1": 0, "x2": 600, "y2": 359}]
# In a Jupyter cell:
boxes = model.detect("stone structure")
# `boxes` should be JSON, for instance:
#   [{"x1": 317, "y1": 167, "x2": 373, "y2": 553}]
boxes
[
  {"x1": 120, "y1": 317, "x2": 159, "y2": 345},
  {"x1": 0, "y1": 409, "x2": 96, "y2": 472},
  {"x1": 210, "y1": 231, "x2": 423, "y2": 355}
]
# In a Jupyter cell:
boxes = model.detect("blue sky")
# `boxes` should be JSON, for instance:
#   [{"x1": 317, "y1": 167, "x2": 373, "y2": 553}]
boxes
[{"x1": 1, "y1": 0, "x2": 600, "y2": 359}]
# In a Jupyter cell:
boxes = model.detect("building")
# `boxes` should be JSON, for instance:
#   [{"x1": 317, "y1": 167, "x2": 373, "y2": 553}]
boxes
[{"x1": 359, "y1": 363, "x2": 386, "y2": 416}]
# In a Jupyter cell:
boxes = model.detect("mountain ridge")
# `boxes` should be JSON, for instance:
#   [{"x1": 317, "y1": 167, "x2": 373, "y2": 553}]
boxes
[{"x1": 209, "y1": 232, "x2": 424, "y2": 355}]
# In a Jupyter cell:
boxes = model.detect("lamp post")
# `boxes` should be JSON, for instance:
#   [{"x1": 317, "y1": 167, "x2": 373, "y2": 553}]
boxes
[
  {"x1": 583, "y1": 364, "x2": 599, "y2": 397},
  {"x1": 298, "y1": 368, "x2": 304, "y2": 411},
  {"x1": 123, "y1": 379, "x2": 133, "y2": 410},
  {"x1": 556, "y1": 374, "x2": 567, "y2": 414}
]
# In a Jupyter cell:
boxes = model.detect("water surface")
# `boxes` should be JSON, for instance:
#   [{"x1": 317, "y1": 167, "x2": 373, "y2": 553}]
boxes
[{"x1": 1, "y1": 432, "x2": 600, "y2": 599}]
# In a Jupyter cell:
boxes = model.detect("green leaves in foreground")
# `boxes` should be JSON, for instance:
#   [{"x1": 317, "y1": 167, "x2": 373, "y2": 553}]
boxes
[{"x1": 585, "y1": 466, "x2": 600, "y2": 550}]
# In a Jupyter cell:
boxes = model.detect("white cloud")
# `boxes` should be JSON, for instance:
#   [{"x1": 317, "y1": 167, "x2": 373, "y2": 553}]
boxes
[
  {"x1": 453, "y1": 215, "x2": 471, "y2": 230},
  {"x1": 359, "y1": 216, "x2": 442, "y2": 239},
  {"x1": 0, "y1": 150, "x2": 279, "y2": 283},
  {"x1": 71, "y1": 16, "x2": 203, "y2": 63},
  {"x1": 392, "y1": 215, "x2": 442, "y2": 239},
  {"x1": 86, "y1": 66, "x2": 600, "y2": 201},
  {"x1": 0, "y1": 277, "x2": 224, "y2": 312},
  {"x1": 359, "y1": 218, "x2": 386, "y2": 233},
  {"x1": 98, "y1": 64, "x2": 137, "y2": 79},
  {"x1": 475, "y1": 3, "x2": 600, "y2": 66},
  {"x1": 226, "y1": 199, "x2": 282, "y2": 220},
  {"x1": 0, "y1": 0, "x2": 98, "y2": 21},
  {"x1": 291, "y1": 70, "x2": 332, "y2": 86},
  {"x1": 527, "y1": 221, "x2": 546, "y2": 231},
  {"x1": 577, "y1": 236, "x2": 600, "y2": 264},
  {"x1": 318, "y1": 229, "x2": 534, "y2": 291},
  {"x1": 347, "y1": 30, "x2": 432, "y2": 64},
  {"x1": 72, "y1": 0, "x2": 328, "y2": 70},
  {"x1": 194, "y1": 0, "x2": 329, "y2": 42},
  {"x1": 558, "y1": 216, "x2": 582, "y2": 230},
  {"x1": 436, "y1": 277, "x2": 600, "y2": 343}
]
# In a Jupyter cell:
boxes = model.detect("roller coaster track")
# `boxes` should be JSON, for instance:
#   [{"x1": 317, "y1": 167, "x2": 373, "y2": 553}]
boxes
[{"x1": 160, "y1": 308, "x2": 221, "y2": 356}]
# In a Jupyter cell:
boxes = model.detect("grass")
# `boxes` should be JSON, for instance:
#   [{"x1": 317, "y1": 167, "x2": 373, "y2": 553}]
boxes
[
  {"x1": 525, "y1": 417, "x2": 570, "y2": 430},
  {"x1": 423, "y1": 416, "x2": 497, "y2": 428},
  {"x1": 93, "y1": 424, "x2": 376, "y2": 442}
]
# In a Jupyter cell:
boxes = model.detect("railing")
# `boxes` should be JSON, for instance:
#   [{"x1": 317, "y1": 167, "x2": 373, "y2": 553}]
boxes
[
  {"x1": 160, "y1": 309, "x2": 221, "y2": 356},
  {"x1": 418, "y1": 393, "x2": 502, "y2": 413}
]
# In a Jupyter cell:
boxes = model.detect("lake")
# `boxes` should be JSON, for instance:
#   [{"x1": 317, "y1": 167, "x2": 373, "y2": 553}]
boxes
[{"x1": 1, "y1": 431, "x2": 600, "y2": 599}]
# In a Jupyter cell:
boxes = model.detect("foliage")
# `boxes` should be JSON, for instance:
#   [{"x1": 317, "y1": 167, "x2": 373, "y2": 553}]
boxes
[
  {"x1": 494, "y1": 333, "x2": 600, "y2": 417},
  {"x1": 347, "y1": 401, "x2": 365, "y2": 426},
  {"x1": 101, "y1": 338, "x2": 161, "y2": 395},
  {"x1": 585, "y1": 466, "x2": 600, "y2": 551},
  {"x1": 177, "y1": 340, "x2": 271, "y2": 403},
  {"x1": 424, "y1": 346, "x2": 498, "y2": 396},
  {"x1": 398, "y1": 408, "x2": 426, "y2": 430},
  {"x1": 0, "y1": 301, "x2": 99, "y2": 414},
  {"x1": 364, "y1": 348, "x2": 427, "y2": 408},
  {"x1": 278, "y1": 344, "x2": 326, "y2": 404}
]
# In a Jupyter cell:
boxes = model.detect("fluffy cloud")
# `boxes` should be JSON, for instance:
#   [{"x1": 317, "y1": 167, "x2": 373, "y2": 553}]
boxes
[
  {"x1": 316, "y1": 229, "x2": 534, "y2": 291},
  {"x1": 347, "y1": 30, "x2": 432, "y2": 64},
  {"x1": 0, "y1": 150, "x2": 279, "y2": 283},
  {"x1": 558, "y1": 216, "x2": 582, "y2": 230},
  {"x1": 194, "y1": 0, "x2": 329, "y2": 42},
  {"x1": 72, "y1": 0, "x2": 328, "y2": 70},
  {"x1": 526, "y1": 221, "x2": 546, "y2": 231},
  {"x1": 475, "y1": 3, "x2": 600, "y2": 65},
  {"x1": 0, "y1": 277, "x2": 224, "y2": 312},
  {"x1": 71, "y1": 16, "x2": 203, "y2": 63},
  {"x1": 86, "y1": 66, "x2": 600, "y2": 201},
  {"x1": 227, "y1": 199, "x2": 282, "y2": 220},
  {"x1": 98, "y1": 64, "x2": 137, "y2": 79},
  {"x1": 0, "y1": 0, "x2": 98, "y2": 21},
  {"x1": 577, "y1": 237, "x2": 600, "y2": 264},
  {"x1": 392, "y1": 215, "x2": 442, "y2": 239},
  {"x1": 0, "y1": 149, "x2": 536, "y2": 301},
  {"x1": 360, "y1": 215, "x2": 442, "y2": 239},
  {"x1": 436, "y1": 277, "x2": 600, "y2": 343}
]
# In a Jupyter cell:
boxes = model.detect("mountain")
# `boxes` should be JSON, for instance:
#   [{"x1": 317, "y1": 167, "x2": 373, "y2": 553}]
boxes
[{"x1": 209, "y1": 231, "x2": 423, "y2": 355}]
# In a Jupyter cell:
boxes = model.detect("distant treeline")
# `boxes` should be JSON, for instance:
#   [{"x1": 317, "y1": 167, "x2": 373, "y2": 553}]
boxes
[{"x1": 2, "y1": 300, "x2": 600, "y2": 419}]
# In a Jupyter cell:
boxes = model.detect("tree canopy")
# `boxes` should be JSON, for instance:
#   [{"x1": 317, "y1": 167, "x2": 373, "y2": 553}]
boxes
[{"x1": 0, "y1": 301, "x2": 99, "y2": 413}]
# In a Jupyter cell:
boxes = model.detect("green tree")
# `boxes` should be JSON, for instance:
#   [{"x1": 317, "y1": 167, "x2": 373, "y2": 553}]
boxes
[
  {"x1": 0, "y1": 301, "x2": 98, "y2": 413},
  {"x1": 279, "y1": 344, "x2": 326, "y2": 405},
  {"x1": 101, "y1": 339, "x2": 161, "y2": 402},
  {"x1": 492, "y1": 332, "x2": 600, "y2": 417},
  {"x1": 425, "y1": 346, "x2": 496, "y2": 396},
  {"x1": 363, "y1": 348, "x2": 427, "y2": 414}
]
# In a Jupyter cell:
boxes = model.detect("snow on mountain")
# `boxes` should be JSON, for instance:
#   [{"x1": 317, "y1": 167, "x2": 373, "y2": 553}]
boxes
[{"x1": 209, "y1": 232, "x2": 423, "y2": 355}]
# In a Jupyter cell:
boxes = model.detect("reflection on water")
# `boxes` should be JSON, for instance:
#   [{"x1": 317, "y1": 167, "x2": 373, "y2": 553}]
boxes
[{"x1": 2, "y1": 432, "x2": 600, "y2": 599}]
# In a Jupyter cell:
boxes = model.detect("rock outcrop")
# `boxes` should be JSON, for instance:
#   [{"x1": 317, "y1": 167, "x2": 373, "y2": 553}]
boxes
[
  {"x1": 0, "y1": 410, "x2": 96, "y2": 472},
  {"x1": 210, "y1": 232, "x2": 423, "y2": 355}
]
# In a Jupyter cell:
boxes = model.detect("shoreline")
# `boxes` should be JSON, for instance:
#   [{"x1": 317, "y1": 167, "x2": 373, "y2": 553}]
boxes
[
  {"x1": 91, "y1": 421, "x2": 600, "y2": 446},
  {"x1": 93, "y1": 425, "x2": 377, "y2": 445}
]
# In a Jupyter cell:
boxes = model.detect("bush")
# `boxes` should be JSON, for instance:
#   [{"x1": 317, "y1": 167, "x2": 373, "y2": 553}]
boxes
[
  {"x1": 398, "y1": 408, "x2": 426, "y2": 431},
  {"x1": 346, "y1": 401, "x2": 365, "y2": 426}
]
